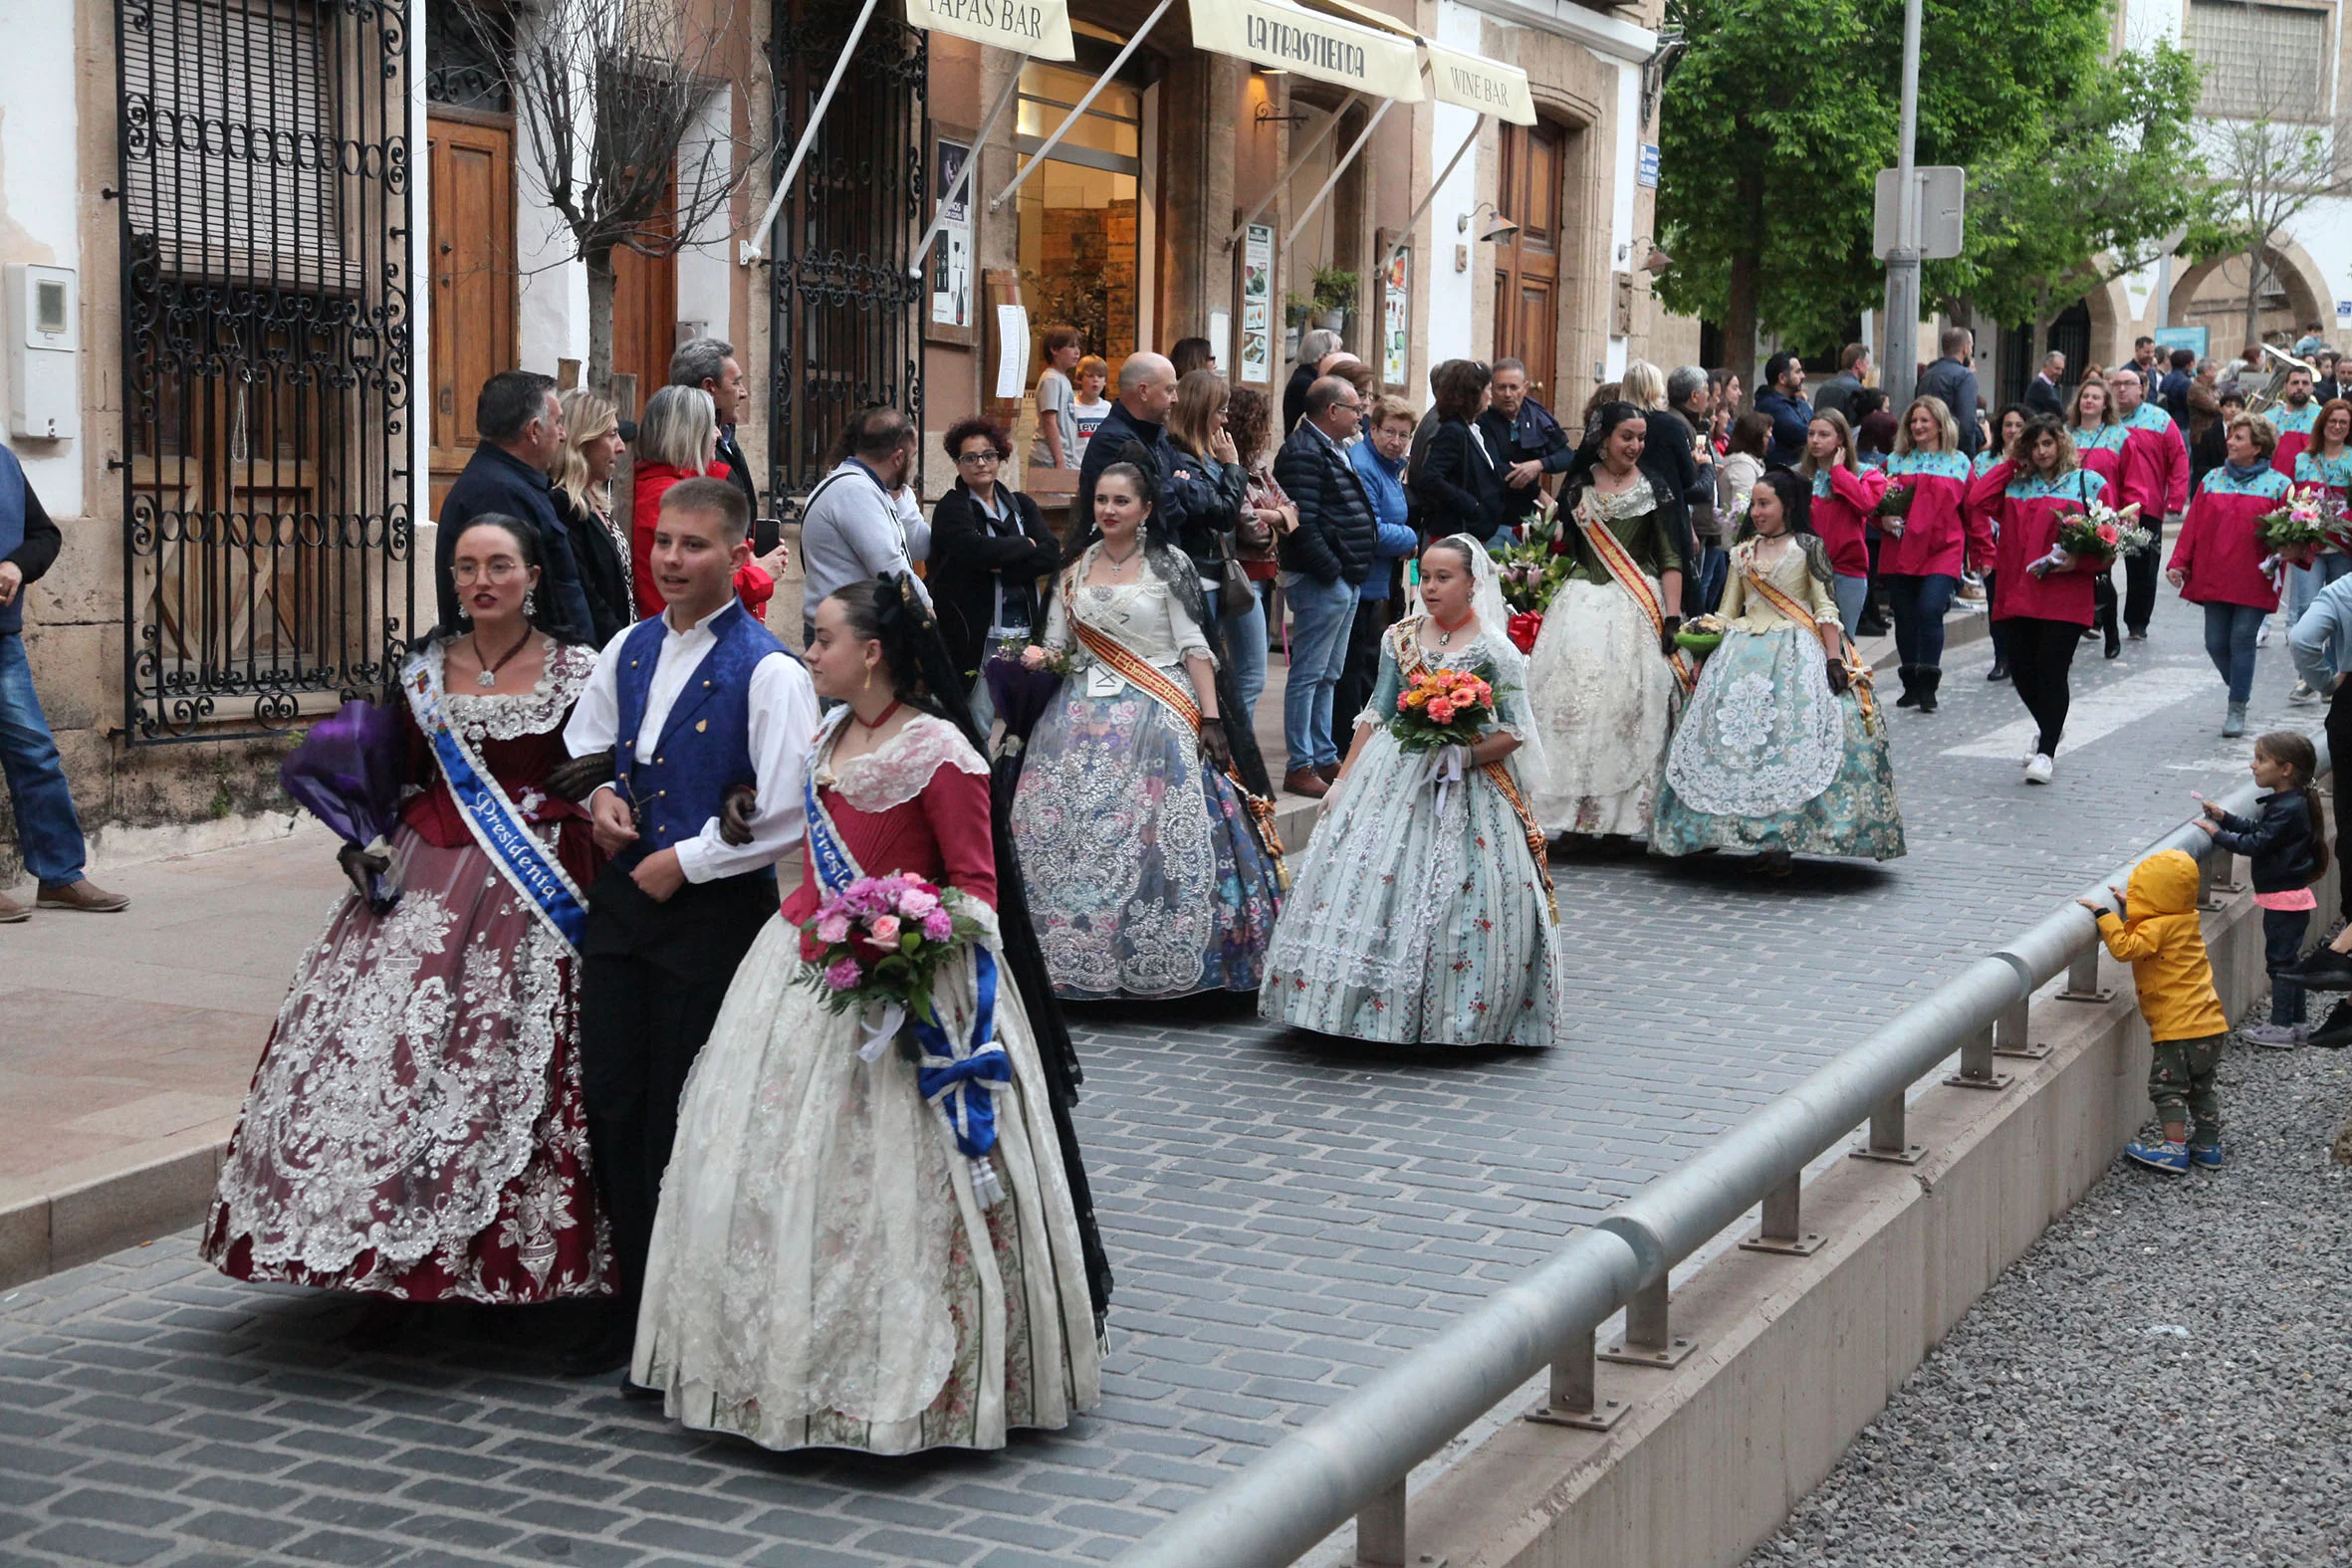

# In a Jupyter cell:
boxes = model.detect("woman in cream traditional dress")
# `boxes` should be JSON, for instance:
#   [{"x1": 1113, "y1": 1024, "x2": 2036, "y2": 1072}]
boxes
[
  {"x1": 1526, "y1": 402, "x2": 1696, "y2": 839},
  {"x1": 632, "y1": 577, "x2": 1107, "y2": 1455},
  {"x1": 1261, "y1": 535, "x2": 1561, "y2": 1045},
  {"x1": 1010, "y1": 462, "x2": 1285, "y2": 999},
  {"x1": 1650, "y1": 471, "x2": 1905, "y2": 867}
]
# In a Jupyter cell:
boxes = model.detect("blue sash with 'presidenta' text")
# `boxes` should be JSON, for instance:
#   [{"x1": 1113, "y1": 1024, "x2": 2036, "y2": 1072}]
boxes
[{"x1": 402, "y1": 645, "x2": 588, "y2": 950}]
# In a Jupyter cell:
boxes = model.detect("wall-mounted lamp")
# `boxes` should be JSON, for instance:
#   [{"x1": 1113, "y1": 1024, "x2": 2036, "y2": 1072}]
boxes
[{"x1": 1458, "y1": 201, "x2": 1519, "y2": 245}]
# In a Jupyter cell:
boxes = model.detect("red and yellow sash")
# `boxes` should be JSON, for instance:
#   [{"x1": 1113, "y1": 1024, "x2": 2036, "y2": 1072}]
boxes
[
  {"x1": 1389, "y1": 620, "x2": 1558, "y2": 923},
  {"x1": 1060, "y1": 568, "x2": 1288, "y2": 878},
  {"x1": 1577, "y1": 503, "x2": 1697, "y2": 694},
  {"x1": 1739, "y1": 553, "x2": 1880, "y2": 734}
]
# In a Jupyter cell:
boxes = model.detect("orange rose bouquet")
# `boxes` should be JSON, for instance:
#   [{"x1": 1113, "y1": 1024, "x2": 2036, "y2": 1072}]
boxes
[{"x1": 1389, "y1": 661, "x2": 1501, "y2": 754}]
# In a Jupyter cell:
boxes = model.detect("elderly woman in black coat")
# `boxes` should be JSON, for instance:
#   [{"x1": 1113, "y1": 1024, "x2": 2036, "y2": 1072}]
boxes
[
  {"x1": 1411, "y1": 359, "x2": 1507, "y2": 543},
  {"x1": 928, "y1": 417, "x2": 1061, "y2": 684}
]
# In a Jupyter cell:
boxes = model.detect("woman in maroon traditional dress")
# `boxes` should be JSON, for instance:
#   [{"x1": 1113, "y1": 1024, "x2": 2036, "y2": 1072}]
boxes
[
  {"x1": 634, "y1": 575, "x2": 1107, "y2": 1455},
  {"x1": 203, "y1": 515, "x2": 609, "y2": 1303}
]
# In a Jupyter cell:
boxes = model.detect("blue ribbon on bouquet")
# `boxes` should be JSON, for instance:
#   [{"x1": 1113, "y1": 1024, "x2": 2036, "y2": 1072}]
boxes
[{"x1": 913, "y1": 947, "x2": 1008, "y2": 1161}]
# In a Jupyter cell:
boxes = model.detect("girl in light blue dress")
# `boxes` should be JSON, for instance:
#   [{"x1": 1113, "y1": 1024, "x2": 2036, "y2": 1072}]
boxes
[
  {"x1": 1261, "y1": 536, "x2": 1561, "y2": 1046},
  {"x1": 1651, "y1": 471, "x2": 1906, "y2": 869}
]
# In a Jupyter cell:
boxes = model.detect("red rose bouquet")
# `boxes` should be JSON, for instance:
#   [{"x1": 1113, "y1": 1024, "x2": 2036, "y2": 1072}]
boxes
[{"x1": 799, "y1": 871, "x2": 988, "y2": 1059}]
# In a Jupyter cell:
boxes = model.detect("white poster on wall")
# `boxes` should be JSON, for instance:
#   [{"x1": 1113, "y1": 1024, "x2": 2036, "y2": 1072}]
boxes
[
  {"x1": 995, "y1": 304, "x2": 1032, "y2": 399},
  {"x1": 1208, "y1": 309, "x2": 1232, "y2": 376},
  {"x1": 930, "y1": 139, "x2": 973, "y2": 329},
  {"x1": 1240, "y1": 224, "x2": 1275, "y2": 384}
]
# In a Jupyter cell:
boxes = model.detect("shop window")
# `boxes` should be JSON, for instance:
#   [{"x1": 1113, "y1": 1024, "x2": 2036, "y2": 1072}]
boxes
[{"x1": 1014, "y1": 62, "x2": 1142, "y2": 366}]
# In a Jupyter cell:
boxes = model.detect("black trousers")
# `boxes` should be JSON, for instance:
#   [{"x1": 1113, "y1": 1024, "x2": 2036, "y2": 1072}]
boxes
[
  {"x1": 579, "y1": 863, "x2": 776, "y2": 1316},
  {"x1": 2003, "y1": 615, "x2": 2082, "y2": 757},
  {"x1": 2330, "y1": 690, "x2": 2352, "y2": 923},
  {"x1": 1334, "y1": 595, "x2": 1392, "y2": 736},
  {"x1": 2123, "y1": 519, "x2": 2165, "y2": 634}
]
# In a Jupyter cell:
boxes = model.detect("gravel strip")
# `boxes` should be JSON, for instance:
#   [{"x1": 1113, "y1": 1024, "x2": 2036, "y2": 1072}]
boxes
[{"x1": 1748, "y1": 1031, "x2": 2352, "y2": 1568}]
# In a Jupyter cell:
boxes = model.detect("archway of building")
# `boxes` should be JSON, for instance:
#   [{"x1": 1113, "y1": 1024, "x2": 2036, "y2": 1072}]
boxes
[{"x1": 2167, "y1": 241, "x2": 2332, "y2": 357}]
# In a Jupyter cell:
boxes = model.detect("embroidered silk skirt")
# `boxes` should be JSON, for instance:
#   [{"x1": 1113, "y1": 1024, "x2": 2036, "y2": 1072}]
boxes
[{"x1": 1526, "y1": 577, "x2": 1680, "y2": 837}]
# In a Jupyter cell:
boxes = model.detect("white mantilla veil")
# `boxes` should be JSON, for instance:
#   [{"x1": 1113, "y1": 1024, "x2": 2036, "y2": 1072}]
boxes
[{"x1": 1432, "y1": 532, "x2": 1548, "y2": 794}]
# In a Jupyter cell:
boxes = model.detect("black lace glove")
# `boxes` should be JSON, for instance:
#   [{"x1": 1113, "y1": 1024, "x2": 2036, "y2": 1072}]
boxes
[
  {"x1": 545, "y1": 752, "x2": 615, "y2": 802},
  {"x1": 337, "y1": 841, "x2": 391, "y2": 903},
  {"x1": 1199, "y1": 717, "x2": 1234, "y2": 772},
  {"x1": 717, "y1": 784, "x2": 760, "y2": 847},
  {"x1": 1659, "y1": 615, "x2": 1683, "y2": 658},
  {"x1": 1825, "y1": 658, "x2": 1851, "y2": 696}
]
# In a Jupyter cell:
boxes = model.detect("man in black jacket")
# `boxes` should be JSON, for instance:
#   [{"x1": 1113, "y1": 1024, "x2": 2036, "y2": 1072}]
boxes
[
  {"x1": 1479, "y1": 359, "x2": 1572, "y2": 537},
  {"x1": 434, "y1": 371, "x2": 594, "y2": 639},
  {"x1": 1271, "y1": 377, "x2": 1375, "y2": 797},
  {"x1": 1915, "y1": 327, "x2": 1984, "y2": 456},
  {"x1": 1078, "y1": 352, "x2": 1229, "y2": 579},
  {"x1": 670, "y1": 336, "x2": 758, "y2": 520}
]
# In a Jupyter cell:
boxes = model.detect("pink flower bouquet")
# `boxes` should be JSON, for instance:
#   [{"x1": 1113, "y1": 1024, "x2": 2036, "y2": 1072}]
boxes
[{"x1": 797, "y1": 872, "x2": 987, "y2": 1054}]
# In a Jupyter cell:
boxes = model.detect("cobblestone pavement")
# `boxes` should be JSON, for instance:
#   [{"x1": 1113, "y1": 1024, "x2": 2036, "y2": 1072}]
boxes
[
  {"x1": 1747, "y1": 1027, "x2": 2352, "y2": 1568},
  {"x1": 0, "y1": 601, "x2": 2329, "y2": 1567}
]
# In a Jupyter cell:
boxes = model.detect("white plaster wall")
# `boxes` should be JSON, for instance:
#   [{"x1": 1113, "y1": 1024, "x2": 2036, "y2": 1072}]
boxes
[
  {"x1": 1605, "y1": 58, "x2": 1638, "y2": 379},
  {"x1": 513, "y1": 6, "x2": 590, "y2": 375},
  {"x1": 673, "y1": 87, "x2": 734, "y2": 345},
  {"x1": 0, "y1": 0, "x2": 84, "y2": 514},
  {"x1": 2292, "y1": 193, "x2": 2352, "y2": 336},
  {"x1": 1423, "y1": 0, "x2": 1482, "y2": 368}
]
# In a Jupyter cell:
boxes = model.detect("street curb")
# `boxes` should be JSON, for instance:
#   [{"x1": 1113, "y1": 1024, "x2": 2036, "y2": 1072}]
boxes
[
  {"x1": 0, "y1": 1121, "x2": 235, "y2": 1290},
  {"x1": 1386, "y1": 846, "x2": 2296, "y2": 1568}
]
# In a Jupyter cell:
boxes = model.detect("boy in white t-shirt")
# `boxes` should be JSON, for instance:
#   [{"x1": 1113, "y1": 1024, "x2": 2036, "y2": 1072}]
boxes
[
  {"x1": 1030, "y1": 327, "x2": 1083, "y2": 469},
  {"x1": 1070, "y1": 353, "x2": 1111, "y2": 466}
]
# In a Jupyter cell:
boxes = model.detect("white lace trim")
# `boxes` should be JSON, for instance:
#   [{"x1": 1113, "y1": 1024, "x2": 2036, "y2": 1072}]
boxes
[
  {"x1": 813, "y1": 712, "x2": 989, "y2": 815},
  {"x1": 433, "y1": 636, "x2": 598, "y2": 742}
]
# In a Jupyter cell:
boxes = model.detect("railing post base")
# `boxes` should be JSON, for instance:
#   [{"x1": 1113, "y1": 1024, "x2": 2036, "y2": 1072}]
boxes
[
  {"x1": 1525, "y1": 1326, "x2": 1628, "y2": 1432},
  {"x1": 1355, "y1": 1480, "x2": 1446, "y2": 1568},
  {"x1": 1738, "y1": 1173, "x2": 1824, "y2": 1255},
  {"x1": 1990, "y1": 996, "x2": 2051, "y2": 1062},
  {"x1": 1600, "y1": 1278, "x2": 1697, "y2": 1369},
  {"x1": 1851, "y1": 1091, "x2": 1927, "y2": 1164},
  {"x1": 1944, "y1": 1024, "x2": 2013, "y2": 1091}
]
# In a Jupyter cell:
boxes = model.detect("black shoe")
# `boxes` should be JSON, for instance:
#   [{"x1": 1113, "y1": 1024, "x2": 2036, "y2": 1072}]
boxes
[
  {"x1": 1857, "y1": 616, "x2": 1890, "y2": 638},
  {"x1": 1916, "y1": 667, "x2": 1942, "y2": 714},
  {"x1": 2127, "y1": 628, "x2": 2148, "y2": 641},
  {"x1": 1987, "y1": 659, "x2": 2009, "y2": 682},
  {"x1": 1895, "y1": 664, "x2": 1920, "y2": 708},
  {"x1": 2284, "y1": 948, "x2": 2352, "y2": 990},
  {"x1": 2307, "y1": 1003, "x2": 2352, "y2": 1047},
  {"x1": 2104, "y1": 634, "x2": 2121, "y2": 659}
]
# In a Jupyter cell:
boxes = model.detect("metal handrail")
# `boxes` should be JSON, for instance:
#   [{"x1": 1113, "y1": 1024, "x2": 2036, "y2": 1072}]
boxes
[{"x1": 1117, "y1": 747, "x2": 2315, "y2": 1568}]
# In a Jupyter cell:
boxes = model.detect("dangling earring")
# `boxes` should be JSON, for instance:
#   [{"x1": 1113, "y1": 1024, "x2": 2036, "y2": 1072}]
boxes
[
  {"x1": 862, "y1": 664, "x2": 874, "y2": 693},
  {"x1": 524, "y1": 588, "x2": 537, "y2": 616}
]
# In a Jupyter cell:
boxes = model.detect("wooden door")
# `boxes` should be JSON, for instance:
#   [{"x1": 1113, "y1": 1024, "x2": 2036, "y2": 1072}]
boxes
[
  {"x1": 427, "y1": 112, "x2": 518, "y2": 513},
  {"x1": 1493, "y1": 119, "x2": 1564, "y2": 409},
  {"x1": 611, "y1": 190, "x2": 678, "y2": 416}
]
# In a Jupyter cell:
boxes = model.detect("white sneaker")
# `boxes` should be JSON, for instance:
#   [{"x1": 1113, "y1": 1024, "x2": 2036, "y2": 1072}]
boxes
[
  {"x1": 2024, "y1": 753, "x2": 2055, "y2": 784},
  {"x1": 2290, "y1": 680, "x2": 2320, "y2": 705},
  {"x1": 2257, "y1": 618, "x2": 2274, "y2": 647}
]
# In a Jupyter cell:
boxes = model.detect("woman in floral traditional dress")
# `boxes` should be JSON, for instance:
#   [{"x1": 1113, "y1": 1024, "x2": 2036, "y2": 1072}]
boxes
[
  {"x1": 1525, "y1": 402, "x2": 1694, "y2": 841},
  {"x1": 1261, "y1": 536, "x2": 1560, "y2": 1045},
  {"x1": 1651, "y1": 472, "x2": 1905, "y2": 868},
  {"x1": 633, "y1": 576, "x2": 1107, "y2": 1455},
  {"x1": 1010, "y1": 463, "x2": 1285, "y2": 999},
  {"x1": 204, "y1": 516, "x2": 608, "y2": 1304}
]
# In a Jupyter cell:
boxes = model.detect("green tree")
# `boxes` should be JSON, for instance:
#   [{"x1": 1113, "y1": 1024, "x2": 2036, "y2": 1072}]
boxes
[
  {"x1": 1959, "y1": 41, "x2": 2233, "y2": 365},
  {"x1": 1655, "y1": 0, "x2": 2112, "y2": 380}
]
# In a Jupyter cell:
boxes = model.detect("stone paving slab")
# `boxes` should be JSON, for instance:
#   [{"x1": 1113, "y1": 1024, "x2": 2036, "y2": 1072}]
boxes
[{"x1": 0, "y1": 597, "x2": 2318, "y2": 1566}]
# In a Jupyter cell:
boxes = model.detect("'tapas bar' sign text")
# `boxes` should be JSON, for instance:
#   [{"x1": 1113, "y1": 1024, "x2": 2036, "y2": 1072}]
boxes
[{"x1": 905, "y1": 0, "x2": 1074, "y2": 61}]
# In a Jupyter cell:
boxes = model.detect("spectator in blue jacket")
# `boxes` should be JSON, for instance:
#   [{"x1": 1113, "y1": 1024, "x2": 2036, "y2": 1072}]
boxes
[
  {"x1": 434, "y1": 370, "x2": 595, "y2": 640},
  {"x1": 1754, "y1": 351, "x2": 1813, "y2": 471},
  {"x1": 1273, "y1": 376, "x2": 1377, "y2": 796},
  {"x1": 1337, "y1": 397, "x2": 1423, "y2": 727}
]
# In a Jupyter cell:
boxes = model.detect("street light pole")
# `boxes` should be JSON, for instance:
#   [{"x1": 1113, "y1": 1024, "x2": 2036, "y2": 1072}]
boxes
[{"x1": 1881, "y1": 0, "x2": 1923, "y2": 410}]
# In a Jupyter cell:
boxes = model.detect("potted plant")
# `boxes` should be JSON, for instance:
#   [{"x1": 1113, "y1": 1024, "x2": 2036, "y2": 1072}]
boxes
[{"x1": 1311, "y1": 267, "x2": 1359, "y2": 333}]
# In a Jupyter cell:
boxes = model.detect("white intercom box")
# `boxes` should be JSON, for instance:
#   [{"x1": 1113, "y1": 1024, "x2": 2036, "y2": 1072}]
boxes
[{"x1": 6, "y1": 264, "x2": 79, "y2": 442}]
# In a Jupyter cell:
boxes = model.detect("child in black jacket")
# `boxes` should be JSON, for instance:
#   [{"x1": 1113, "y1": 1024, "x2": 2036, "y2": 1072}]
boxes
[{"x1": 2198, "y1": 730, "x2": 2329, "y2": 1046}]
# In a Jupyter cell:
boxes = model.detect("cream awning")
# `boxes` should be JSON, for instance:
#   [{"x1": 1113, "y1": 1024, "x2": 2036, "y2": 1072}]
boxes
[
  {"x1": 1423, "y1": 40, "x2": 1535, "y2": 124},
  {"x1": 904, "y1": 0, "x2": 1074, "y2": 62},
  {"x1": 1186, "y1": 0, "x2": 1425, "y2": 103}
]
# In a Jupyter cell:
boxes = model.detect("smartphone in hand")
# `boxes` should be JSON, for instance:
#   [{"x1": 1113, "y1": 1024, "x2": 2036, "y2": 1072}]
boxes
[{"x1": 754, "y1": 517, "x2": 783, "y2": 558}]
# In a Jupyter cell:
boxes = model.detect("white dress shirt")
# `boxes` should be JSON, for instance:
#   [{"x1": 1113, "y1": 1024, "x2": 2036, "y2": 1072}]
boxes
[{"x1": 562, "y1": 601, "x2": 822, "y2": 884}]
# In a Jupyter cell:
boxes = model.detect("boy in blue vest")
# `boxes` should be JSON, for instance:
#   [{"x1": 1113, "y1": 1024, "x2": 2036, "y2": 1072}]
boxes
[
  {"x1": 559, "y1": 476, "x2": 820, "y2": 1377},
  {"x1": 0, "y1": 441, "x2": 127, "y2": 921}
]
